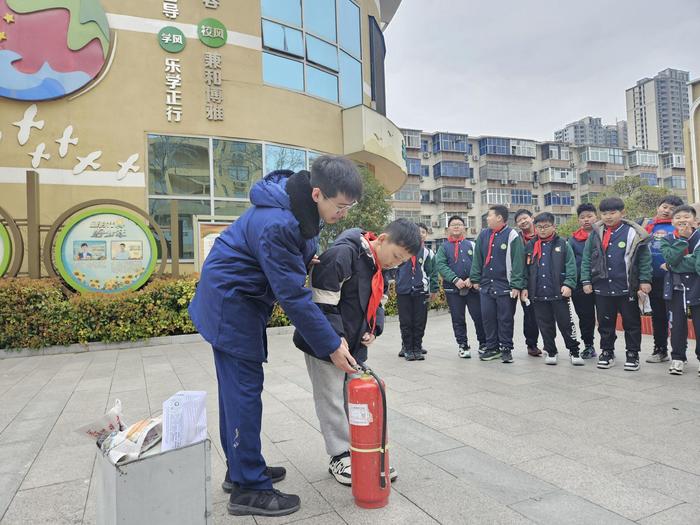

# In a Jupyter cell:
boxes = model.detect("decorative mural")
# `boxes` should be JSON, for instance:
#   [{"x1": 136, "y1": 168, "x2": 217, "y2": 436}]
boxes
[{"x1": 0, "y1": 0, "x2": 110, "y2": 101}]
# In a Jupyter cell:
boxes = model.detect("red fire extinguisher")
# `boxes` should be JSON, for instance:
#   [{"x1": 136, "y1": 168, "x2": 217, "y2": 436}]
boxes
[{"x1": 348, "y1": 362, "x2": 390, "y2": 509}]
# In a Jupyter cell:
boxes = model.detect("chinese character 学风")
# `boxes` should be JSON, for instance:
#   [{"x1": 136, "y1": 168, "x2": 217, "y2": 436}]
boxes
[
  {"x1": 167, "y1": 105, "x2": 183, "y2": 122},
  {"x1": 162, "y1": 1, "x2": 179, "y2": 19},
  {"x1": 204, "y1": 52, "x2": 222, "y2": 69},
  {"x1": 204, "y1": 68, "x2": 222, "y2": 86},
  {"x1": 202, "y1": 0, "x2": 220, "y2": 8},
  {"x1": 206, "y1": 104, "x2": 224, "y2": 121},
  {"x1": 164, "y1": 57, "x2": 181, "y2": 73}
]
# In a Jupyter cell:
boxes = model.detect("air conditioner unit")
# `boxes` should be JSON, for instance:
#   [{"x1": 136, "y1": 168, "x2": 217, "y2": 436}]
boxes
[
  {"x1": 509, "y1": 180, "x2": 517, "y2": 185},
  {"x1": 533, "y1": 181, "x2": 539, "y2": 188},
  {"x1": 466, "y1": 203, "x2": 473, "y2": 209},
  {"x1": 470, "y1": 228, "x2": 477, "y2": 234},
  {"x1": 500, "y1": 180, "x2": 508, "y2": 185},
  {"x1": 422, "y1": 152, "x2": 431, "y2": 159},
  {"x1": 535, "y1": 206, "x2": 541, "y2": 212},
  {"x1": 572, "y1": 183, "x2": 578, "y2": 189},
  {"x1": 432, "y1": 220, "x2": 440, "y2": 228},
  {"x1": 418, "y1": 176, "x2": 424, "y2": 182},
  {"x1": 472, "y1": 155, "x2": 479, "y2": 161}
]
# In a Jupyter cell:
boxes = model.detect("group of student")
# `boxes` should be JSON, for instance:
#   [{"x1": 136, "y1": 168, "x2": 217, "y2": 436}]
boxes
[
  {"x1": 188, "y1": 155, "x2": 699, "y2": 518},
  {"x1": 393, "y1": 194, "x2": 700, "y2": 377}
]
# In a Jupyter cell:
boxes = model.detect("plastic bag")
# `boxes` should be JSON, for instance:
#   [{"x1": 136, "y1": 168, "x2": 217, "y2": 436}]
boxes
[
  {"x1": 101, "y1": 416, "x2": 163, "y2": 465},
  {"x1": 75, "y1": 399, "x2": 125, "y2": 447}
]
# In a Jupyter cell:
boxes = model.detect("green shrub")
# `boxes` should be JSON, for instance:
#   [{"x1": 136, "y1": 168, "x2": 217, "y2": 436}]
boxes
[{"x1": 0, "y1": 276, "x2": 448, "y2": 350}]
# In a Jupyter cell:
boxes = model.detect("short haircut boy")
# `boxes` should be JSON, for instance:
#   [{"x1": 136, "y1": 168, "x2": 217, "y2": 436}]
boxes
[
  {"x1": 598, "y1": 197, "x2": 624, "y2": 212},
  {"x1": 577, "y1": 203, "x2": 597, "y2": 216},
  {"x1": 448, "y1": 215, "x2": 465, "y2": 226},
  {"x1": 311, "y1": 156, "x2": 363, "y2": 201},
  {"x1": 659, "y1": 195, "x2": 684, "y2": 207},
  {"x1": 489, "y1": 205, "x2": 509, "y2": 223},
  {"x1": 384, "y1": 218, "x2": 422, "y2": 255},
  {"x1": 514, "y1": 209, "x2": 532, "y2": 221},
  {"x1": 534, "y1": 212, "x2": 555, "y2": 224},
  {"x1": 673, "y1": 204, "x2": 696, "y2": 217}
]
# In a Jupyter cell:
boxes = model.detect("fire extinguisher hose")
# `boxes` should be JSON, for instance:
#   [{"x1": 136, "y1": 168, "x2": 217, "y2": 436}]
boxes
[{"x1": 355, "y1": 361, "x2": 388, "y2": 489}]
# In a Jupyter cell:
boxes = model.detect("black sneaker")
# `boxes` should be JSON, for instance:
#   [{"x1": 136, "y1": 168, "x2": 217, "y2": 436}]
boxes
[
  {"x1": 480, "y1": 348, "x2": 501, "y2": 361},
  {"x1": 405, "y1": 351, "x2": 416, "y2": 362},
  {"x1": 421, "y1": 347, "x2": 428, "y2": 355},
  {"x1": 624, "y1": 351, "x2": 640, "y2": 371},
  {"x1": 228, "y1": 487, "x2": 300, "y2": 517},
  {"x1": 581, "y1": 344, "x2": 597, "y2": 359},
  {"x1": 597, "y1": 350, "x2": 615, "y2": 369},
  {"x1": 645, "y1": 347, "x2": 669, "y2": 363},
  {"x1": 501, "y1": 348, "x2": 514, "y2": 363},
  {"x1": 414, "y1": 349, "x2": 425, "y2": 361},
  {"x1": 329, "y1": 452, "x2": 352, "y2": 485},
  {"x1": 398, "y1": 346, "x2": 405, "y2": 358},
  {"x1": 478, "y1": 343, "x2": 487, "y2": 356},
  {"x1": 222, "y1": 466, "x2": 287, "y2": 493}
]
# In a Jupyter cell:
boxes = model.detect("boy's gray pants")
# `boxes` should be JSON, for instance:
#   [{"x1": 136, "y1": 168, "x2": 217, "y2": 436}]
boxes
[{"x1": 304, "y1": 353, "x2": 351, "y2": 457}]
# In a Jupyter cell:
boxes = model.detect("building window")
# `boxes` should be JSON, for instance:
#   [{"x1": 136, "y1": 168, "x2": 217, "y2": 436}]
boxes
[
  {"x1": 405, "y1": 158, "x2": 421, "y2": 175},
  {"x1": 510, "y1": 189, "x2": 533, "y2": 205},
  {"x1": 393, "y1": 209, "x2": 421, "y2": 223},
  {"x1": 432, "y1": 133, "x2": 468, "y2": 153},
  {"x1": 402, "y1": 130, "x2": 422, "y2": 149},
  {"x1": 510, "y1": 139, "x2": 536, "y2": 158},
  {"x1": 148, "y1": 135, "x2": 325, "y2": 260},
  {"x1": 261, "y1": 0, "x2": 361, "y2": 107},
  {"x1": 628, "y1": 150, "x2": 659, "y2": 167},
  {"x1": 421, "y1": 165, "x2": 430, "y2": 178},
  {"x1": 433, "y1": 161, "x2": 469, "y2": 178},
  {"x1": 540, "y1": 167, "x2": 574, "y2": 184},
  {"x1": 394, "y1": 183, "x2": 420, "y2": 202},
  {"x1": 640, "y1": 172, "x2": 658, "y2": 186},
  {"x1": 544, "y1": 191, "x2": 573, "y2": 206},
  {"x1": 421, "y1": 139, "x2": 429, "y2": 153},
  {"x1": 664, "y1": 176, "x2": 686, "y2": 189},
  {"x1": 368, "y1": 15, "x2": 386, "y2": 115},
  {"x1": 478, "y1": 137, "x2": 509, "y2": 156},
  {"x1": 580, "y1": 147, "x2": 624, "y2": 165},
  {"x1": 438, "y1": 187, "x2": 474, "y2": 203},
  {"x1": 420, "y1": 190, "x2": 431, "y2": 203}
]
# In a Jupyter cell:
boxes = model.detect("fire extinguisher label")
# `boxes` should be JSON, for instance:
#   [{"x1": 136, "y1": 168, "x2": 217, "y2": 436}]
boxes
[{"x1": 348, "y1": 403, "x2": 372, "y2": 426}]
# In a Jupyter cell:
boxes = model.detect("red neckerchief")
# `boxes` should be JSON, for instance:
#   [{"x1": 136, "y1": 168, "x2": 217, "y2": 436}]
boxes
[
  {"x1": 521, "y1": 230, "x2": 536, "y2": 243},
  {"x1": 532, "y1": 233, "x2": 555, "y2": 263},
  {"x1": 572, "y1": 228, "x2": 590, "y2": 242},
  {"x1": 673, "y1": 229, "x2": 695, "y2": 255},
  {"x1": 448, "y1": 236, "x2": 464, "y2": 261},
  {"x1": 410, "y1": 243, "x2": 424, "y2": 273},
  {"x1": 484, "y1": 224, "x2": 507, "y2": 266},
  {"x1": 645, "y1": 217, "x2": 673, "y2": 233},
  {"x1": 363, "y1": 232, "x2": 384, "y2": 334},
  {"x1": 602, "y1": 222, "x2": 622, "y2": 252}
]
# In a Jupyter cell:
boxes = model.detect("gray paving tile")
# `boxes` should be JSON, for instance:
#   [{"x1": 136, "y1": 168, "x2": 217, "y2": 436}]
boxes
[
  {"x1": 616, "y1": 462, "x2": 700, "y2": 503},
  {"x1": 426, "y1": 446, "x2": 557, "y2": 505},
  {"x1": 387, "y1": 417, "x2": 463, "y2": 456},
  {"x1": 509, "y1": 490, "x2": 635, "y2": 524},
  {"x1": 637, "y1": 503, "x2": 700, "y2": 525},
  {"x1": 0, "y1": 478, "x2": 89, "y2": 524},
  {"x1": 20, "y1": 443, "x2": 96, "y2": 490}
]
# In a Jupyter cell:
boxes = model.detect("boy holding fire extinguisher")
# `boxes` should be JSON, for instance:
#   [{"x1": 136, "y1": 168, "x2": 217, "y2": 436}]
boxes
[{"x1": 293, "y1": 219, "x2": 421, "y2": 485}]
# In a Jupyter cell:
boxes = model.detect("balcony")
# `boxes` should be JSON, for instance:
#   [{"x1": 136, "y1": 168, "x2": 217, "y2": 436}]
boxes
[{"x1": 342, "y1": 105, "x2": 407, "y2": 193}]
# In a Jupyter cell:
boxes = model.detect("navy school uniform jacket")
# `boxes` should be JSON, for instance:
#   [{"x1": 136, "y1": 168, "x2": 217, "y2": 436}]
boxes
[
  {"x1": 660, "y1": 230, "x2": 700, "y2": 306},
  {"x1": 395, "y1": 246, "x2": 439, "y2": 296},
  {"x1": 435, "y1": 238, "x2": 477, "y2": 293},
  {"x1": 293, "y1": 228, "x2": 388, "y2": 364},
  {"x1": 580, "y1": 219, "x2": 652, "y2": 298},
  {"x1": 188, "y1": 170, "x2": 340, "y2": 363},
  {"x1": 469, "y1": 226, "x2": 526, "y2": 294},
  {"x1": 523, "y1": 235, "x2": 577, "y2": 301}
]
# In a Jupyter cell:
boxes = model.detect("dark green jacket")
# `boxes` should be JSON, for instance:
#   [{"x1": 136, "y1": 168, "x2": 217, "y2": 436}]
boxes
[
  {"x1": 580, "y1": 219, "x2": 652, "y2": 298},
  {"x1": 660, "y1": 230, "x2": 700, "y2": 305},
  {"x1": 469, "y1": 226, "x2": 526, "y2": 291},
  {"x1": 523, "y1": 235, "x2": 577, "y2": 300}
]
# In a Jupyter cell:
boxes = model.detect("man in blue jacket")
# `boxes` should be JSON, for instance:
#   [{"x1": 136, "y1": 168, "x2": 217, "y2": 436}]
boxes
[{"x1": 189, "y1": 156, "x2": 363, "y2": 517}]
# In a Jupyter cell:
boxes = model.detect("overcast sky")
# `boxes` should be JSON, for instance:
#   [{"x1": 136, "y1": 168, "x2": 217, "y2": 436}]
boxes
[{"x1": 383, "y1": 0, "x2": 700, "y2": 141}]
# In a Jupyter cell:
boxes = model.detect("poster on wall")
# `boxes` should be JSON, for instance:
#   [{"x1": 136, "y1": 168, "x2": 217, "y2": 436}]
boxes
[
  {"x1": 193, "y1": 215, "x2": 234, "y2": 272},
  {"x1": 0, "y1": 222, "x2": 11, "y2": 277},
  {"x1": 54, "y1": 208, "x2": 157, "y2": 293}
]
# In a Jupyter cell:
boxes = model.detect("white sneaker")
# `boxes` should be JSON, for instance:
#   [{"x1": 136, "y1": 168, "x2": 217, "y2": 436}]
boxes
[
  {"x1": 570, "y1": 353, "x2": 585, "y2": 366},
  {"x1": 458, "y1": 345, "x2": 471, "y2": 359},
  {"x1": 329, "y1": 453, "x2": 352, "y2": 486},
  {"x1": 669, "y1": 360, "x2": 685, "y2": 375},
  {"x1": 545, "y1": 352, "x2": 557, "y2": 365}
]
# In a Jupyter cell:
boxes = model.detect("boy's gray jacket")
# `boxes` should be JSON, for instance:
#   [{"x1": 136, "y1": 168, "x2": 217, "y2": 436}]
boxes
[{"x1": 580, "y1": 218, "x2": 652, "y2": 296}]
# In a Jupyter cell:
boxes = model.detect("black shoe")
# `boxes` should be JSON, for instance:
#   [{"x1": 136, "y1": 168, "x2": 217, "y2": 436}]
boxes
[
  {"x1": 398, "y1": 346, "x2": 405, "y2": 358},
  {"x1": 414, "y1": 349, "x2": 425, "y2": 361},
  {"x1": 478, "y1": 343, "x2": 487, "y2": 356},
  {"x1": 228, "y1": 487, "x2": 300, "y2": 517},
  {"x1": 479, "y1": 348, "x2": 501, "y2": 361},
  {"x1": 624, "y1": 351, "x2": 640, "y2": 371},
  {"x1": 222, "y1": 466, "x2": 287, "y2": 493},
  {"x1": 421, "y1": 347, "x2": 428, "y2": 354},
  {"x1": 405, "y1": 351, "x2": 416, "y2": 361},
  {"x1": 501, "y1": 348, "x2": 514, "y2": 363}
]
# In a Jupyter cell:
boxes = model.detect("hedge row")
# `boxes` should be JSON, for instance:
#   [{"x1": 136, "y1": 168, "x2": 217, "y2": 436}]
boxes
[{"x1": 0, "y1": 277, "x2": 447, "y2": 351}]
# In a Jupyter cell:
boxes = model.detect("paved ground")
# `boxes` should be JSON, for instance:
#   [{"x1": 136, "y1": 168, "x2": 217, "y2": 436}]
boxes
[{"x1": 1, "y1": 311, "x2": 700, "y2": 524}]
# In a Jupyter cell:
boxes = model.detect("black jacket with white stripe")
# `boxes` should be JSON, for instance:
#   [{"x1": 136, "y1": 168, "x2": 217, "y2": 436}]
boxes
[{"x1": 293, "y1": 228, "x2": 386, "y2": 363}]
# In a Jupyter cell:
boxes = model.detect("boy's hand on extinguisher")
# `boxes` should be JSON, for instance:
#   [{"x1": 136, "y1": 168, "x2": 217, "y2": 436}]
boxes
[
  {"x1": 361, "y1": 332, "x2": 376, "y2": 346},
  {"x1": 639, "y1": 283, "x2": 651, "y2": 294},
  {"x1": 330, "y1": 338, "x2": 356, "y2": 373},
  {"x1": 510, "y1": 289, "x2": 520, "y2": 299}
]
